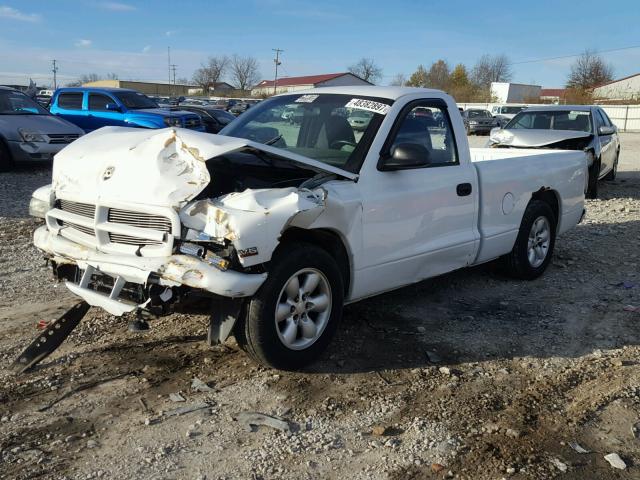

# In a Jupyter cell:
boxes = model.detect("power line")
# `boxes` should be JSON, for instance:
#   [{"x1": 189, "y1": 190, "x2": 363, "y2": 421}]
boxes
[{"x1": 511, "y1": 45, "x2": 640, "y2": 65}]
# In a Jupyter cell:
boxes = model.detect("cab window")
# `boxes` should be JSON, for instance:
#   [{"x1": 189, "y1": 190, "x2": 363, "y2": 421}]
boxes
[
  {"x1": 89, "y1": 93, "x2": 116, "y2": 111},
  {"x1": 385, "y1": 102, "x2": 458, "y2": 167}
]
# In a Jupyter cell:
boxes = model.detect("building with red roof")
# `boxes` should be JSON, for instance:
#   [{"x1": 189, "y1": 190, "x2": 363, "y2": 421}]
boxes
[{"x1": 251, "y1": 72, "x2": 372, "y2": 96}]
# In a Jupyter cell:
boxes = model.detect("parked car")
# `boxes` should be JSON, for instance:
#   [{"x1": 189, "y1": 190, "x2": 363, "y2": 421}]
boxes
[
  {"x1": 26, "y1": 86, "x2": 587, "y2": 371},
  {"x1": 177, "y1": 105, "x2": 236, "y2": 133},
  {"x1": 229, "y1": 102, "x2": 252, "y2": 116},
  {"x1": 0, "y1": 86, "x2": 83, "y2": 171},
  {"x1": 347, "y1": 109, "x2": 373, "y2": 131},
  {"x1": 462, "y1": 109, "x2": 499, "y2": 135},
  {"x1": 49, "y1": 88, "x2": 204, "y2": 132},
  {"x1": 488, "y1": 105, "x2": 620, "y2": 198},
  {"x1": 490, "y1": 105, "x2": 527, "y2": 127}
]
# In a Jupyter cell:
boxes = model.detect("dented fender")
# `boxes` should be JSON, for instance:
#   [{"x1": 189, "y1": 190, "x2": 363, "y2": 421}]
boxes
[{"x1": 180, "y1": 187, "x2": 327, "y2": 267}]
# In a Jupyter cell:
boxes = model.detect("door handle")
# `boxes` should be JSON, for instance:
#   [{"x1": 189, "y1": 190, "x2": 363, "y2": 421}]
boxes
[{"x1": 456, "y1": 183, "x2": 472, "y2": 196}]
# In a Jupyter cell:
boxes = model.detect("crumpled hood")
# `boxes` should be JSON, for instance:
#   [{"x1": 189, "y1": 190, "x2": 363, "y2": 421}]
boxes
[
  {"x1": 51, "y1": 127, "x2": 356, "y2": 208},
  {"x1": 489, "y1": 128, "x2": 592, "y2": 147}
]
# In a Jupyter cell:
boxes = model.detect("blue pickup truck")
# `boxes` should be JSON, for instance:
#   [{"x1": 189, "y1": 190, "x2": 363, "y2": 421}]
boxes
[{"x1": 49, "y1": 87, "x2": 204, "y2": 133}]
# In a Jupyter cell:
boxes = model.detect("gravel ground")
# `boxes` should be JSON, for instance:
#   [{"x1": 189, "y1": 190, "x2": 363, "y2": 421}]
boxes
[{"x1": 0, "y1": 134, "x2": 639, "y2": 480}]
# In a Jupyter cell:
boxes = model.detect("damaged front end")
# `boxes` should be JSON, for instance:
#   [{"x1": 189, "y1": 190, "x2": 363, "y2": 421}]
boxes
[{"x1": 32, "y1": 127, "x2": 347, "y2": 323}]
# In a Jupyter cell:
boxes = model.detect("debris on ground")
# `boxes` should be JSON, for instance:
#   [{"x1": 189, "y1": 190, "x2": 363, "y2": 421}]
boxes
[
  {"x1": 568, "y1": 441, "x2": 590, "y2": 454},
  {"x1": 603, "y1": 453, "x2": 627, "y2": 470},
  {"x1": 235, "y1": 412, "x2": 293, "y2": 433},
  {"x1": 191, "y1": 377, "x2": 215, "y2": 393}
]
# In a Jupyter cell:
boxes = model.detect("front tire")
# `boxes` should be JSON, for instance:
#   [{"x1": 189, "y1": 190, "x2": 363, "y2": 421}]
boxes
[
  {"x1": 0, "y1": 141, "x2": 13, "y2": 172},
  {"x1": 502, "y1": 200, "x2": 556, "y2": 280},
  {"x1": 586, "y1": 153, "x2": 600, "y2": 199},
  {"x1": 235, "y1": 243, "x2": 344, "y2": 370},
  {"x1": 604, "y1": 151, "x2": 619, "y2": 180}
]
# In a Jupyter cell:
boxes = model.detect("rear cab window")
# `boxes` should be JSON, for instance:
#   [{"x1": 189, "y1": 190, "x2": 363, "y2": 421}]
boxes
[{"x1": 57, "y1": 92, "x2": 84, "y2": 110}]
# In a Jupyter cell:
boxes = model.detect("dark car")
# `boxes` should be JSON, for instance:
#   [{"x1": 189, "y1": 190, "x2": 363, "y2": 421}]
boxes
[
  {"x1": 0, "y1": 86, "x2": 84, "y2": 171},
  {"x1": 229, "y1": 102, "x2": 253, "y2": 116},
  {"x1": 462, "y1": 109, "x2": 499, "y2": 135},
  {"x1": 177, "y1": 105, "x2": 236, "y2": 133}
]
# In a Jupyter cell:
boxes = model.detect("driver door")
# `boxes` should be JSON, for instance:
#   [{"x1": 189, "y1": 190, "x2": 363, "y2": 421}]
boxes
[{"x1": 354, "y1": 100, "x2": 478, "y2": 298}]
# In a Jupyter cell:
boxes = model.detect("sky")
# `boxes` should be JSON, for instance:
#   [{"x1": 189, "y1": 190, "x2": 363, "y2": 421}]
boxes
[{"x1": 0, "y1": 0, "x2": 639, "y2": 88}]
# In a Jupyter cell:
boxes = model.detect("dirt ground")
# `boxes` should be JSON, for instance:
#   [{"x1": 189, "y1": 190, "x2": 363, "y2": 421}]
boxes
[{"x1": 1, "y1": 134, "x2": 639, "y2": 480}]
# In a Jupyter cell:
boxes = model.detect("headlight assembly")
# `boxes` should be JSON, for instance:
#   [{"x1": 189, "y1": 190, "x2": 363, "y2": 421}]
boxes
[{"x1": 18, "y1": 128, "x2": 46, "y2": 143}]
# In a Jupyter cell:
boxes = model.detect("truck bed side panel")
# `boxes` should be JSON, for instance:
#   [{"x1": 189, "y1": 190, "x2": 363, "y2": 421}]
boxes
[{"x1": 470, "y1": 148, "x2": 586, "y2": 264}]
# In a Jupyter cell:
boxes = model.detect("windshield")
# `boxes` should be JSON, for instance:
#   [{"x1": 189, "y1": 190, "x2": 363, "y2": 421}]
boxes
[
  {"x1": 467, "y1": 110, "x2": 491, "y2": 118},
  {"x1": 210, "y1": 109, "x2": 235, "y2": 124},
  {"x1": 501, "y1": 106, "x2": 525, "y2": 114},
  {"x1": 114, "y1": 91, "x2": 159, "y2": 110},
  {"x1": 220, "y1": 93, "x2": 392, "y2": 172},
  {"x1": 0, "y1": 90, "x2": 49, "y2": 115},
  {"x1": 506, "y1": 110, "x2": 592, "y2": 133}
]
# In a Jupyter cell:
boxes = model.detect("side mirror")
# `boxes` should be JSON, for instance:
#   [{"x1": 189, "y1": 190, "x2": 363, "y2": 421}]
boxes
[
  {"x1": 380, "y1": 143, "x2": 430, "y2": 171},
  {"x1": 105, "y1": 103, "x2": 120, "y2": 111},
  {"x1": 598, "y1": 125, "x2": 615, "y2": 135}
]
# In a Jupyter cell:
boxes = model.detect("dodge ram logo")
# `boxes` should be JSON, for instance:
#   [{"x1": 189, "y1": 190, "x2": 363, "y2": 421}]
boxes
[{"x1": 102, "y1": 166, "x2": 115, "y2": 180}]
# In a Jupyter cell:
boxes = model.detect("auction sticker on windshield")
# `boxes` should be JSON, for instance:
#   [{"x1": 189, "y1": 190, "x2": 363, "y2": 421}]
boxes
[
  {"x1": 345, "y1": 98, "x2": 390, "y2": 115},
  {"x1": 295, "y1": 94, "x2": 319, "y2": 103}
]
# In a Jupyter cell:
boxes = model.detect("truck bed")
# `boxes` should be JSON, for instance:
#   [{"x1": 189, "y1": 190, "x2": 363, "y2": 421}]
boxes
[{"x1": 468, "y1": 148, "x2": 586, "y2": 265}]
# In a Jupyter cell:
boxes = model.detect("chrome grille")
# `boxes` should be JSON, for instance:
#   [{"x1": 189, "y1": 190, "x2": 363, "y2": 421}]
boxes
[
  {"x1": 108, "y1": 233, "x2": 163, "y2": 246},
  {"x1": 59, "y1": 220, "x2": 95, "y2": 236},
  {"x1": 48, "y1": 134, "x2": 81, "y2": 144},
  {"x1": 108, "y1": 208, "x2": 172, "y2": 232},
  {"x1": 52, "y1": 200, "x2": 174, "y2": 250},
  {"x1": 58, "y1": 199, "x2": 95, "y2": 218}
]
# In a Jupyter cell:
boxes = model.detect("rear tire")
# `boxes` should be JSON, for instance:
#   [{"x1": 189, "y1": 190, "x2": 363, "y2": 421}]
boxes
[
  {"x1": 0, "y1": 141, "x2": 13, "y2": 172},
  {"x1": 235, "y1": 243, "x2": 344, "y2": 370},
  {"x1": 502, "y1": 200, "x2": 556, "y2": 280}
]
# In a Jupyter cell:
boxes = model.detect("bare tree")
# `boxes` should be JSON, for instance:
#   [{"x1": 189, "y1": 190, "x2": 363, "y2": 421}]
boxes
[
  {"x1": 389, "y1": 73, "x2": 407, "y2": 86},
  {"x1": 348, "y1": 58, "x2": 383, "y2": 84},
  {"x1": 566, "y1": 50, "x2": 614, "y2": 90},
  {"x1": 192, "y1": 55, "x2": 229, "y2": 93},
  {"x1": 229, "y1": 55, "x2": 260, "y2": 91},
  {"x1": 471, "y1": 54, "x2": 513, "y2": 88}
]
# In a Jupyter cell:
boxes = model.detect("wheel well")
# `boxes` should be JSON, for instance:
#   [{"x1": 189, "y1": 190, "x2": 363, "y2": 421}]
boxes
[
  {"x1": 531, "y1": 188, "x2": 559, "y2": 225},
  {"x1": 277, "y1": 227, "x2": 351, "y2": 296}
]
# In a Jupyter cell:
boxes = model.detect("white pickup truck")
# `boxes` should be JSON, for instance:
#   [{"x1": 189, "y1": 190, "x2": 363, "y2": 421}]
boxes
[{"x1": 28, "y1": 86, "x2": 587, "y2": 370}]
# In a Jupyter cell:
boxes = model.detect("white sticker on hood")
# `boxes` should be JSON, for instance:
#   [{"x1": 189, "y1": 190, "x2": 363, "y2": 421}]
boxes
[
  {"x1": 345, "y1": 98, "x2": 390, "y2": 115},
  {"x1": 296, "y1": 94, "x2": 319, "y2": 103}
]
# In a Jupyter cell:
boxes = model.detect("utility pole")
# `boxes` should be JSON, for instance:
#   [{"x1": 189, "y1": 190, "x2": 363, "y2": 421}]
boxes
[
  {"x1": 170, "y1": 64, "x2": 177, "y2": 86},
  {"x1": 272, "y1": 48, "x2": 283, "y2": 95},
  {"x1": 52, "y1": 59, "x2": 58, "y2": 90},
  {"x1": 167, "y1": 46, "x2": 171, "y2": 96}
]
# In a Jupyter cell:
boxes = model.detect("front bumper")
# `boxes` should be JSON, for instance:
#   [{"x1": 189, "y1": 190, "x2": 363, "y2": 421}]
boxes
[
  {"x1": 467, "y1": 124, "x2": 495, "y2": 133},
  {"x1": 34, "y1": 226, "x2": 267, "y2": 315},
  {"x1": 7, "y1": 140, "x2": 68, "y2": 162}
]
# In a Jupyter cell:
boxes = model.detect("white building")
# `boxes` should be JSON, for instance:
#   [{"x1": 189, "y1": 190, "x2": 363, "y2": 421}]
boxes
[
  {"x1": 490, "y1": 82, "x2": 541, "y2": 103},
  {"x1": 251, "y1": 72, "x2": 371, "y2": 97},
  {"x1": 594, "y1": 73, "x2": 640, "y2": 102}
]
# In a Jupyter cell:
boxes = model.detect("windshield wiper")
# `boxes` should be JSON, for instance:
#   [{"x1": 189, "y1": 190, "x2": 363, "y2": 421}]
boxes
[{"x1": 264, "y1": 134, "x2": 283, "y2": 146}]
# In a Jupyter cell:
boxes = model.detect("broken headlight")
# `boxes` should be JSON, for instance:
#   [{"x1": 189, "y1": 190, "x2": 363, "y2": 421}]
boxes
[
  {"x1": 178, "y1": 241, "x2": 230, "y2": 271},
  {"x1": 29, "y1": 185, "x2": 53, "y2": 219}
]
